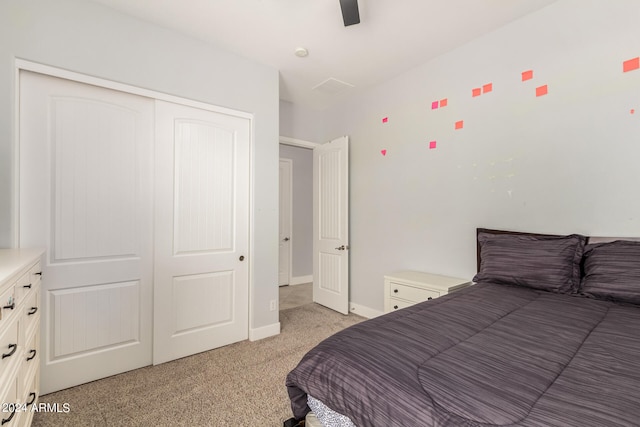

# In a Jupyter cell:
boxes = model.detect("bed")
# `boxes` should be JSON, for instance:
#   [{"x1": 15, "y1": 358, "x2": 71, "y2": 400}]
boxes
[{"x1": 284, "y1": 228, "x2": 640, "y2": 427}]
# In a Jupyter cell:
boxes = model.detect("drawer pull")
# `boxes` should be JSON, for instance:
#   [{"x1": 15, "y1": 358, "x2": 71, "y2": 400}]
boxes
[
  {"x1": 23, "y1": 283, "x2": 32, "y2": 289},
  {"x1": 2, "y1": 302, "x2": 14, "y2": 310},
  {"x1": 428, "y1": 297, "x2": 433, "y2": 301},
  {"x1": 393, "y1": 305, "x2": 399, "y2": 309},
  {"x1": 28, "y1": 307, "x2": 38, "y2": 315},
  {"x1": 27, "y1": 392, "x2": 37, "y2": 406},
  {"x1": 393, "y1": 289, "x2": 398, "y2": 293},
  {"x1": 2, "y1": 343, "x2": 17, "y2": 359},
  {"x1": 1, "y1": 409, "x2": 15, "y2": 425},
  {"x1": 35, "y1": 272, "x2": 42, "y2": 276},
  {"x1": 27, "y1": 349, "x2": 37, "y2": 361}
]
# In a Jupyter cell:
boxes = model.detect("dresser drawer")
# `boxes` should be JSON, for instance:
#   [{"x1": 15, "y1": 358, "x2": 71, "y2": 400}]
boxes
[
  {"x1": 388, "y1": 298, "x2": 416, "y2": 311},
  {"x1": 22, "y1": 371, "x2": 38, "y2": 426},
  {"x1": 20, "y1": 358, "x2": 38, "y2": 412},
  {"x1": 0, "y1": 319, "x2": 20, "y2": 379},
  {"x1": 29, "y1": 263, "x2": 42, "y2": 290},
  {"x1": 20, "y1": 331, "x2": 39, "y2": 395},
  {"x1": 21, "y1": 290, "x2": 40, "y2": 340},
  {"x1": 0, "y1": 376, "x2": 18, "y2": 426},
  {"x1": 0, "y1": 285, "x2": 16, "y2": 324},
  {"x1": 388, "y1": 282, "x2": 440, "y2": 302},
  {"x1": 15, "y1": 272, "x2": 28, "y2": 306}
]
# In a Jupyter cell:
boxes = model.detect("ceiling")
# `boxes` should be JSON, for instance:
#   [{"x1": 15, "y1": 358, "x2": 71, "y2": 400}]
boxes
[{"x1": 87, "y1": 0, "x2": 558, "y2": 110}]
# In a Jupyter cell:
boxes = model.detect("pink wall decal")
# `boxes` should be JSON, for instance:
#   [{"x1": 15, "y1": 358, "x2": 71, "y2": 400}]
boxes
[
  {"x1": 536, "y1": 85, "x2": 548, "y2": 97},
  {"x1": 623, "y1": 57, "x2": 639, "y2": 73},
  {"x1": 522, "y1": 70, "x2": 534, "y2": 81}
]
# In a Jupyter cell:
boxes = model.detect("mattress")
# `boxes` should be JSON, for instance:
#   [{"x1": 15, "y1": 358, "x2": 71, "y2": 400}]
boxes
[{"x1": 286, "y1": 282, "x2": 640, "y2": 426}]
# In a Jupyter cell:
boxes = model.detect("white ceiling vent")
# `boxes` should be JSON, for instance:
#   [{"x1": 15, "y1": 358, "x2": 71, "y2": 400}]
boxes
[{"x1": 312, "y1": 78, "x2": 355, "y2": 94}]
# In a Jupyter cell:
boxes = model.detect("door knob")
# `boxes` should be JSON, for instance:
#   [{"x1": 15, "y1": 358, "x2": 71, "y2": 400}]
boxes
[
  {"x1": 335, "y1": 245, "x2": 349, "y2": 250},
  {"x1": 283, "y1": 237, "x2": 290, "y2": 241}
]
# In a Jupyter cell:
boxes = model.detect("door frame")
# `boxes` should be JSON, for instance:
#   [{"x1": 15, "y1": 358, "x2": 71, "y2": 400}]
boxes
[
  {"x1": 278, "y1": 158, "x2": 293, "y2": 286},
  {"x1": 279, "y1": 136, "x2": 318, "y2": 150},
  {"x1": 13, "y1": 59, "x2": 256, "y2": 361},
  {"x1": 279, "y1": 137, "x2": 317, "y2": 287},
  {"x1": 280, "y1": 136, "x2": 351, "y2": 314}
]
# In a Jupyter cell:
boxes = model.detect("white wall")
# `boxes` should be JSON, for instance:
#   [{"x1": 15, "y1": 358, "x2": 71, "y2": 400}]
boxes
[
  {"x1": 322, "y1": 0, "x2": 640, "y2": 312},
  {"x1": 279, "y1": 100, "x2": 322, "y2": 282},
  {"x1": 0, "y1": 0, "x2": 280, "y2": 331},
  {"x1": 279, "y1": 144, "x2": 313, "y2": 279},
  {"x1": 280, "y1": 100, "x2": 326, "y2": 143}
]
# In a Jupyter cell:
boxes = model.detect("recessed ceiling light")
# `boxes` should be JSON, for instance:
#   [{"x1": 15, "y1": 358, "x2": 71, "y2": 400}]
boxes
[{"x1": 294, "y1": 47, "x2": 309, "y2": 58}]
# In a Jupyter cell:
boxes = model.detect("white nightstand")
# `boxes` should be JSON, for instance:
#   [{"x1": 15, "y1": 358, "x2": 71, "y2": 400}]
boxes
[{"x1": 384, "y1": 270, "x2": 470, "y2": 313}]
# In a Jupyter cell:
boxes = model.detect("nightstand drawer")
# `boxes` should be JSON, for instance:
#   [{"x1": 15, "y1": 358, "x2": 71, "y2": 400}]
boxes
[
  {"x1": 384, "y1": 270, "x2": 470, "y2": 314},
  {"x1": 388, "y1": 298, "x2": 415, "y2": 311},
  {"x1": 389, "y1": 283, "x2": 439, "y2": 302}
]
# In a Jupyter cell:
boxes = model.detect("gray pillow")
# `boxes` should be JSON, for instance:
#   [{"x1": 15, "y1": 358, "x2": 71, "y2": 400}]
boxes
[
  {"x1": 473, "y1": 231, "x2": 586, "y2": 294},
  {"x1": 580, "y1": 240, "x2": 640, "y2": 304}
]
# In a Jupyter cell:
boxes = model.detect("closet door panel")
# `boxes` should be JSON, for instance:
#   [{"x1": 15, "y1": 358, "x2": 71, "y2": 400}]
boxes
[
  {"x1": 153, "y1": 100, "x2": 250, "y2": 365},
  {"x1": 52, "y1": 97, "x2": 139, "y2": 261},
  {"x1": 19, "y1": 71, "x2": 154, "y2": 394}
]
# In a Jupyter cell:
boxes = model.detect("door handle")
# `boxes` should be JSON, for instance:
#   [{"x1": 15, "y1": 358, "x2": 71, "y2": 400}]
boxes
[
  {"x1": 335, "y1": 245, "x2": 350, "y2": 250},
  {"x1": 283, "y1": 237, "x2": 290, "y2": 241}
]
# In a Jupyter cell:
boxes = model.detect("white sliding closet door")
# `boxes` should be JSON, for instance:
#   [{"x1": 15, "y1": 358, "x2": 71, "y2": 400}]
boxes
[
  {"x1": 153, "y1": 101, "x2": 250, "y2": 365},
  {"x1": 19, "y1": 71, "x2": 154, "y2": 394}
]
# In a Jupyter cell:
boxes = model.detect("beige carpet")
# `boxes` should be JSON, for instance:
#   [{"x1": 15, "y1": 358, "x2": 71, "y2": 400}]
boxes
[
  {"x1": 279, "y1": 283, "x2": 313, "y2": 310},
  {"x1": 33, "y1": 303, "x2": 364, "y2": 427}
]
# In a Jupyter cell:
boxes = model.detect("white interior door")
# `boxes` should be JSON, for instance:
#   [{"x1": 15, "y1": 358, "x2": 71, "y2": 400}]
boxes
[
  {"x1": 279, "y1": 159, "x2": 292, "y2": 286},
  {"x1": 153, "y1": 100, "x2": 250, "y2": 365},
  {"x1": 19, "y1": 71, "x2": 154, "y2": 394},
  {"x1": 313, "y1": 136, "x2": 349, "y2": 314}
]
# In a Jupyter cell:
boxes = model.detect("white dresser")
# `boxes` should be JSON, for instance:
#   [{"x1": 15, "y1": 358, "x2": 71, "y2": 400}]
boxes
[
  {"x1": 384, "y1": 270, "x2": 470, "y2": 313},
  {"x1": 0, "y1": 249, "x2": 43, "y2": 426}
]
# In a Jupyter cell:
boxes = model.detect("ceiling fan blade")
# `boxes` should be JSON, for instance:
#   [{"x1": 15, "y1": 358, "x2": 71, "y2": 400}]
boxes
[{"x1": 339, "y1": 0, "x2": 360, "y2": 26}]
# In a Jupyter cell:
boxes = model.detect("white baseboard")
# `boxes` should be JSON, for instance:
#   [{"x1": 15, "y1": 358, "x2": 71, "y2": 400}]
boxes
[
  {"x1": 290, "y1": 275, "x2": 313, "y2": 285},
  {"x1": 348, "y1": 302, "x2": 384, "y2": 319},
  {"x1": 249, "y1": 322, "x2": 281, "y2": 341}
]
